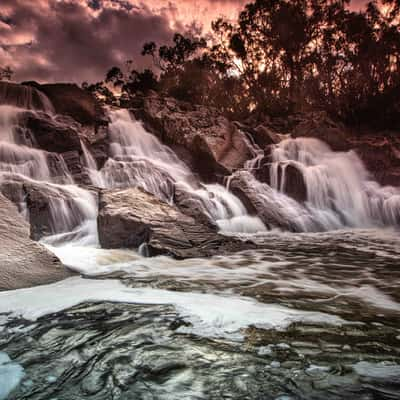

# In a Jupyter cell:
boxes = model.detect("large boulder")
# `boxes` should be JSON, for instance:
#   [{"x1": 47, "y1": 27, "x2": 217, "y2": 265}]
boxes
[
  {"x1": 0, "y1": 193, "x2": 69, "y2": 290},
  {"x1": 132, "y1": 95, "x2": 253, "y2": 182},
  {"x1": 98, "y1": 187, "x2": 254, "y2": 258}
]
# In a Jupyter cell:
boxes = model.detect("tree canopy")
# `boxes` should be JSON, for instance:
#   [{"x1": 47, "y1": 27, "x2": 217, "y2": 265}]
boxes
[{"x1": 94, "y1": 0, "x2": 400, "y2": 129}]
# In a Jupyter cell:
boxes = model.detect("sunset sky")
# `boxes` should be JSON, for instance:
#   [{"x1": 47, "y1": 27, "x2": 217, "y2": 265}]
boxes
[{"x1": 0, "y1": 0, "x2": 368, "y2": 84}]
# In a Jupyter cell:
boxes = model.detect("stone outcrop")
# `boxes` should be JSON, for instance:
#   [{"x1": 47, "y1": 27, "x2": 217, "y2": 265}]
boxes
[
  {"x1": 20, "y1": 111, "x2": 82, "y2": 154},
  {"x1": 0, "y1": 193, "x2": 69, "y2": 291},
  {"x1": 132, "y1": 94, "x2": 253, "y2": 182},
  {"x1": 0, "y1": 81, "x2": 54, "y2": 112},
  {"x1": 98, "y1": 187, "x2": 254, "y2": 258},
  {"x1": 291, "y1": 111, "x2": 349, "y2": 152},
  {"x1": 34, "y1": 83, "x2": 104, "y2": 127},
  {"x1": 229, "y1": 170, "x2": 300, "y2": 232}
]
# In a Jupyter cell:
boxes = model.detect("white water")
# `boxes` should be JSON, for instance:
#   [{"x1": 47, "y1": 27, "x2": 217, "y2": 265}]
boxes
[
  {"x1": 0, "y1": 276, "x2": 346, "y2": 340},
  {"x1": 0, "y1": 82, "x2": 54, "y2": 113},
  {"x1": 0, "y1": 105, "x2": 97, "y2": 238},
  {"x1": 268, "y1": 137, "x2": 400, "y2": 230},
  {"x1": 96, "y1": 109, "x2": 266, "y2": 234}
]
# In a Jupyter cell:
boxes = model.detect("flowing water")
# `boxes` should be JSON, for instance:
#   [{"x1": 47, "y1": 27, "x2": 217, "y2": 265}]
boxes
[{"x1": 0, "y1": 100, "x2": 399, "y2": 399}]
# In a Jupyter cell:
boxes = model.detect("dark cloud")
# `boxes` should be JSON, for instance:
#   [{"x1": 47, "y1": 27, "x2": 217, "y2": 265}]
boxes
[
  {"x1": 0, "y1": 0, "x2": 175, "y2": 83},
  {"x1": 0, "y1": 0, "x2": 367, "y2": 84}
]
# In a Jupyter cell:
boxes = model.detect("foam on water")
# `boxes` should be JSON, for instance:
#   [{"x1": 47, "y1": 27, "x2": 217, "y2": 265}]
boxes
[{"x1": 0, "y1": 277, "x2": 346, "y2": 340}]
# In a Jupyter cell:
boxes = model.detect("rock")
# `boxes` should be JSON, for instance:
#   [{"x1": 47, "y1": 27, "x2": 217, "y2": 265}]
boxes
[
  {"x1": 173, "y1": 186, "x2": 217, "y2": 229},
  {"x1": 0, "y1": 193, "x2": 69, "y2": 291},
  {"x1": 35, "y1": 83, "x2": 103, "y2": 126},
  {"x1": 0, "y1": 81, "x2": 54, "y2": 112},
  {"x1": 133, "y1": 95, "x2": 253, "y2": 182},
  {"x1": 0, "y1": 176, "x2": 96, "y2": 240},
  {"x1": 351, "y1": 134, "x2": 400, "y2": 187},
  {"x1": 98, "y1": 187, "x2": 254, "y2": 258},
  {"x1": 292, "y1": 111, "x2": 349, "y2": 152},
  {"x1": 229, "y1": 170, "x2": 300, "y2": 231},
  {"x1": 279, "y1": 163, "x2": 307, "y2": 203},
  {"x1": 253, "y1": 125, "x2": 281, "y2": 148},
  {"x1": 255, "y1": 161, "x2": 307, "y2": 203},
  {"x1": 21, "y1": 111, "x2": 82, "y2": 154}
]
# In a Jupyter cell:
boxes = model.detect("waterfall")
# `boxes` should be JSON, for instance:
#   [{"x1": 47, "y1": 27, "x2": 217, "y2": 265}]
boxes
[
  {"x1": 0, "y1": 82, "x2": 54, "y2": 114},
  {"x1": 269, "y1": 137, "x2": 400, "y2": 228},
  {"x1": 0, "y1": 104, "x2": 97, "y2": 240},
  {"x1": 93, "y1": 109, "x2": 267, "y2": 234}
]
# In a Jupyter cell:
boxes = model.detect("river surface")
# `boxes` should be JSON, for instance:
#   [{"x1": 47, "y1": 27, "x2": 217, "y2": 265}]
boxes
[{"x1": 1, "y1": 228, "x2": 400, "y2": 400}]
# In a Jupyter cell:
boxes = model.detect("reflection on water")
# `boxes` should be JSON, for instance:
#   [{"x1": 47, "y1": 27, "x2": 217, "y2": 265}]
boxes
[{"x1": 1, "y1": 229, "x2": 400, "y2": 399}]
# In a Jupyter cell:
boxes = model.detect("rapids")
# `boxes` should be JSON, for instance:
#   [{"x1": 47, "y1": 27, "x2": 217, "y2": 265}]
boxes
[{"x1": 0, "y1": 96, "x2": 400, "y2": 399}]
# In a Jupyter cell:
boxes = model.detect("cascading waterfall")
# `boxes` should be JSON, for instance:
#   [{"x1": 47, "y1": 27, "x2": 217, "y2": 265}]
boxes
[
  {"x1": 0, "y1": 95, "x2": 398, "y2": 245},
  {"x1": 0, "y1": 82, "x2": 55, "y2": 113},
  {"x1": 96, "y1": 109, "x2": 267, "y2": 233},
  {"x1": 0, "y1": 104, "x2": 97, "y2": 241},
  {"x1": 269, "y1": 137, "x2": 400, "y2": 229}
]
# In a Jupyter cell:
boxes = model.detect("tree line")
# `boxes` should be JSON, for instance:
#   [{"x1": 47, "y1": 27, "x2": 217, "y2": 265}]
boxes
[{"x1": 85, "y1": 0, "x2": 400, "y2": 129}]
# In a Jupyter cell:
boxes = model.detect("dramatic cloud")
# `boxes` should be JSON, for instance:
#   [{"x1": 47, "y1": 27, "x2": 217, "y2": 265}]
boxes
[{"x1": 0, "y1": 0, "x2": 367, "y2": 83}]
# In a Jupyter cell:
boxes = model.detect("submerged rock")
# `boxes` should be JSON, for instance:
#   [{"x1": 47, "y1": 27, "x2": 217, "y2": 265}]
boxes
[
  {"x1": 0, "y1": 193, "x2": 69, "y2": 291},
  {"x1": 98, "y1": 187, "x2": 254, "y2": 258},
  {"x1": 133, "y1": 95, "x2": 253, "y2": 182}
]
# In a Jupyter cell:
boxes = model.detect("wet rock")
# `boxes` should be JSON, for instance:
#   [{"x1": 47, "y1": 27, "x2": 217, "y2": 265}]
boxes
[
  {"x1": 0, "y1": 193, "x2": 69, "y2": 290},
  {"x1": 229, "y1": 171, "x2": 298, "y2": 231},
  {"x1": 252, "y1": 125, "x2": 281, "y2": 148},
  {"x1": 133, "y1": 95, "x2": 253, "y2": 182},
  {"x1": 21, "y1": 111, "x2": 82, "y2": 154},
  {"x1": 173, "y1": 186, "x2": 217, "y2": 229},
  {"x1": 0, "y1": 81, "x2": 53, "y2": 112},
  {"x1": 0, "y1": 175, "x2": 96, "y2": 240},
  {"x1": 98, "y1": 187, "x2": 254, "y2": 258},
  {"x1": 61, "y1": 150, "x2": 91, "y2": 185},
  {"x1": 254, "y1": 161, "x2": 307, "y2": 203},
  {"x1": 35, "y1": 83, "x2": 104, "y2": 126},
  {"x1": 292, "y1": 111, "x2": 349, "y2": 152}
]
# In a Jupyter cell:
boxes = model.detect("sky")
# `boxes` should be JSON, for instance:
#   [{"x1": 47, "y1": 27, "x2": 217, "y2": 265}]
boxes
[{"x1": 0, "y1": 0, "x2": 367, "y2": 84}]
